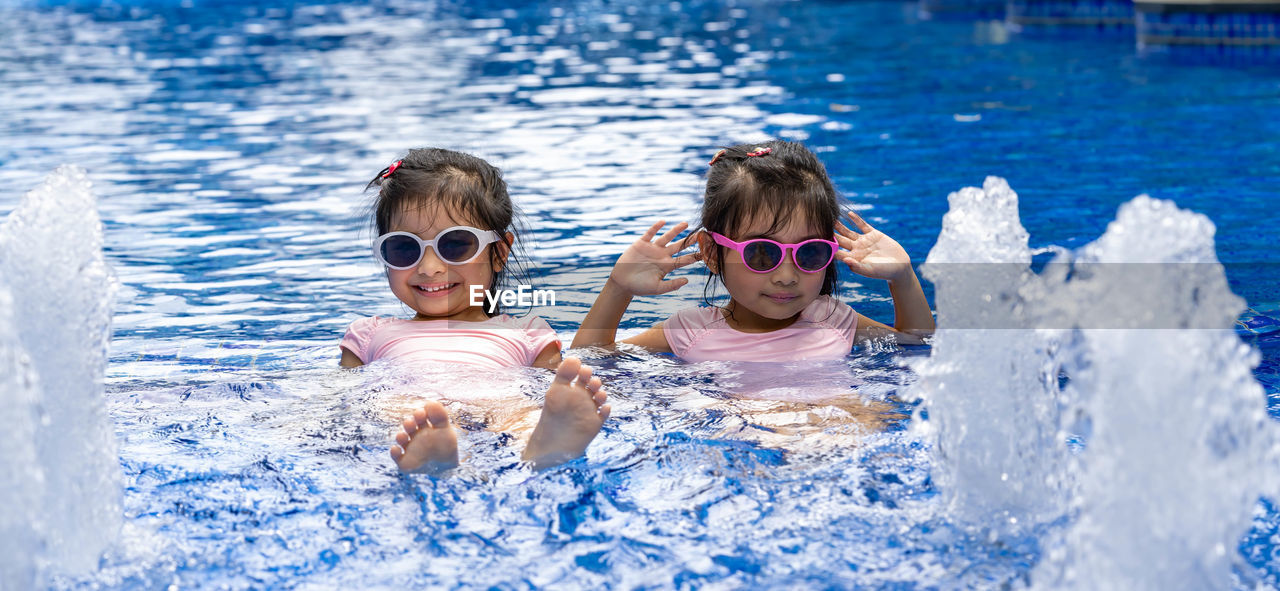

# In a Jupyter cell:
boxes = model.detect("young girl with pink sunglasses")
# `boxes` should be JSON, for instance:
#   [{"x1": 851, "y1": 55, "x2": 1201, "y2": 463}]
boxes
[
  {"x1": 342, "y1": 148, "x2": 609, "y2": 472},
  {"x1": 572, "y1": 140, "x2": 934, "y2": 359}
]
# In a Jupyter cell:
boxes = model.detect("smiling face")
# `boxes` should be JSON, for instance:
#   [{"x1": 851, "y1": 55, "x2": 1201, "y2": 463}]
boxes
[
  {"x1": 384, "y1": 203, "x2": 508, "y2": 322},
  {"x1": 703, "y1": 212, "x2": 831, "y2": 332}
]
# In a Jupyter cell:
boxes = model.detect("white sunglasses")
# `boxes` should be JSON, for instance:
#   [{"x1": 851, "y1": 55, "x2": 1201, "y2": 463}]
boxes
[{"x1": 372, "y1": 226, "x2": 502, "y2": 269}]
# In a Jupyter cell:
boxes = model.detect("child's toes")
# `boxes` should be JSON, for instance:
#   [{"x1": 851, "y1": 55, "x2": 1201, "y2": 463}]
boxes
[
  {"x1": 554, "y1": 357, "x2": 582, "y2": 384},
  {"x1": 402, "y1": 415, "x2": 420, "y2": 435},
  {"x1": 422, "y1": 400, "x2": 450, "y2": 428}
]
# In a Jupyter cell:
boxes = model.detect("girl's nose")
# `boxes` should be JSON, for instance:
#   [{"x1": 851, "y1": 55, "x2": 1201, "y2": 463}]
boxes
[
  {"x1": 415, "y1": 247, "x2": 449, "y2": 276},
  {"x1": 771, "y1": 258, "x2": 799, "y2": 285}
]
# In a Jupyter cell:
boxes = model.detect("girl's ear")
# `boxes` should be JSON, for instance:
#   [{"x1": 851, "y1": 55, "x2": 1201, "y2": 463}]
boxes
[
  {"x1": 698, "y1": 231, "x2": 718, "y2": 274},
  {"x1": 493, "y1": 231, "x2": 514, "y2": 273}
]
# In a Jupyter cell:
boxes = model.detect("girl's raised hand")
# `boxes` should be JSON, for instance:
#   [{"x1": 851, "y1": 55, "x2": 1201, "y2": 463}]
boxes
[
  {"x1": 609, "y1": 220, "x2": 700, "y2": 296},
  {"x1": 835, "y1": 211, "x2": 913, "y2": 282}
]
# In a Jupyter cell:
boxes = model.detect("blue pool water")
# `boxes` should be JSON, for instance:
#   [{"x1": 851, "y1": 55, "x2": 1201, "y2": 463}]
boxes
[{"x1": 2, "y1": 0, "x2": 1279, "y2": 588}]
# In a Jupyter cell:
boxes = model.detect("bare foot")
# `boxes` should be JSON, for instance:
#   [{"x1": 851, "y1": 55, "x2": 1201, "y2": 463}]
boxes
[
  {"x1": 389, "y1": 401, "x2": 459, "y2": 473},
  {"x1": 522, "y1": 357, "x2": 610, "y2": 470}
]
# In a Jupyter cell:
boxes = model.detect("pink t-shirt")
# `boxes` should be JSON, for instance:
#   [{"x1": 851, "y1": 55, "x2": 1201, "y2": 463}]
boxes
[
  {"x1": 339, "y1": 314, "x2": 561, "y2": 369},
  {"x1": 662, "y1": 296, "x2": 858, "y2": 363}
]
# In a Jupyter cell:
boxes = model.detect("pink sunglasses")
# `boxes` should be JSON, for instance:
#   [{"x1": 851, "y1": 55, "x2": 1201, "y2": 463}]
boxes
[{"x1": 709, "y1": 231, "x2": 838, "y2": 274}]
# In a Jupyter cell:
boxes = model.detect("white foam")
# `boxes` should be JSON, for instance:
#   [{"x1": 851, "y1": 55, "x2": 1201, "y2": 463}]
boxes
[{"x1": 0, "y1": 166, "x2": 122, "y2": 584}]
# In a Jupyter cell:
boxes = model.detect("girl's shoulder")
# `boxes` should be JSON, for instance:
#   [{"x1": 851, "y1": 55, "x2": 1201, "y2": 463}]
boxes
[
  {"x1": 661, "y1": 305, "x2": 727, "y2": 359},
  {"x1": 339, "y1": 315, "x2": 401, "y2": 364},
  {"x1": 344, "y1": 315, "x2": 397, "y2": 335},
  {"x1": 665, "y1": 305, "x2": 728, "y2": 332}
]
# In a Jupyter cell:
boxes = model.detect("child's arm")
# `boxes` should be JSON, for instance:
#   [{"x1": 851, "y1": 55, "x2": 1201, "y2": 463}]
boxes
[
  {"x1": 532, "y1": 343, "x2": 563, "y2": 370},
  {"x1": 618, "y1": 321, "x2": 673, "y2": 352},
  {"x1": 835, "y1": 211, "x2": 936, "y2": 345},
  {"x1": 571, "y1": 220, "x2": 699, "y2": 350},
  {"x1": 339, "y1": 346, "x2": 364, "y2": 368}
]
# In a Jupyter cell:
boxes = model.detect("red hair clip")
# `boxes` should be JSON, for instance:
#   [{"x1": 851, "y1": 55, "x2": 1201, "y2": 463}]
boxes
[
  {"x1": 708, "y1": 149, "x2": 726, "y2": 166},
  {"x1": 746, "y1": 147, "x2": 772, "y2": 157},
  {"x1": 381, "y1": 160, "x2": 402, "y2": 179}
]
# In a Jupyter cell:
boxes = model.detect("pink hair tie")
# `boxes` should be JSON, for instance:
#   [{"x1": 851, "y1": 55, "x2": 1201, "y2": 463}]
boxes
[
  {"x1": 381, "y1": 160, "x2": 402, "y2": 179},
  {"x1": 746, "y1": 147, "x2": 772, "y2": 158},
  {"x1": 708, "y1": 149, "x2": 726, "y2": 166}
]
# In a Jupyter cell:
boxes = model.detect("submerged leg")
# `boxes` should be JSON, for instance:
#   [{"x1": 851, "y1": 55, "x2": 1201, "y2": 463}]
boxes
[
  {"x1": 522, "y1": 357, "x2": 611, "y2": 470},
  {"x1": 390, "y1": 400, "x2": 459, "y2": 473}
]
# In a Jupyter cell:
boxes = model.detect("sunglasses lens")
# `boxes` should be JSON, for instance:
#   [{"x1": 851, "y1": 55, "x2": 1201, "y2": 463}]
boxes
[
  {"x1": 380, "y1": 235, "x2": 422, "y2": 268},
  {"x1": 742, "y1": 241, "x2": 783, "y2": 272},
  {"x1": 437, "y1": 229, "x2": 481, "y2": 264},
  {"x1": 795, "y1": 241, "x2": 834, "y2": 272}
]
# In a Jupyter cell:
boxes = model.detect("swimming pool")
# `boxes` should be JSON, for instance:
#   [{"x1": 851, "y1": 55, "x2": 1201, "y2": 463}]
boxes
[{"x1": 2, "y1": 0, "x2": 1278, "y2": 587}]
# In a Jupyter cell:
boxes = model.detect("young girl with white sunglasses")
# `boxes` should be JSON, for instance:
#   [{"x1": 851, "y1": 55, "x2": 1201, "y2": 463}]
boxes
[
  {"x1": 573, "y1": 140, "x2": 934, "y2": 359},
  {"x1": 342, "y1": 148, "x2": 609, "y2": 472}
]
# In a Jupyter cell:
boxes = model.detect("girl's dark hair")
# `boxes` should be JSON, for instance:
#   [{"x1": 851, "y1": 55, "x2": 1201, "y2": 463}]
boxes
[
  {"x1": 365, "y1": 147, "x2": 527, "y2": 316},
  {"x1": 699, "y1": 139, "x2": 842, "y2": 304}
]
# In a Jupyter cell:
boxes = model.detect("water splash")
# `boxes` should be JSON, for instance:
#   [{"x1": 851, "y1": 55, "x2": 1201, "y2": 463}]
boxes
[
  {"x1": 1036, "y1": 197, "x2": 1275, "y2": 589},
  {"x1": 0, "y1": 167, "x2": 122, "y2": 585},
  {"x1": 913, "y1": 177, "x2": 1279, "y2": 588},
  {"x1": 0, "y1": 283, "x2": 43, "y2": 590},
  {"x1": 911, "y1": 177, "x2": 1071, "y2": 539}
]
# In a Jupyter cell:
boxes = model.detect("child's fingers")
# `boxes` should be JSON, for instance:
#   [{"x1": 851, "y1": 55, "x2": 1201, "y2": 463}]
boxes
[
  {"x1": 655, "y1": 221, "x2": 689, "y2": 247},
  {"x1": 671, "y1": 252, "x2": 701, "y2": 268},
  {"x1": 640, "y1": 220, "x2": 666, "y2": 242},
  {"x1": 670, "y1": 231, "x2": 700, "y2": 252},
  {"x1": 841, "y1": 247, "x2": 871, "y2": 266},
  {"x1": 846, "y1": 211, "x2": 875, "y2": 233},
  {"x1": 837, "y1": 237, "x2": 871, "y2": 260},
  {"x1": 655, "y1": 277, "x2": 689, "y2": 294},
  {"x1": 840, "y1": 254, "x2": 873, "y2": 276},
  {"x1": 840, "y1": 257, "x2": 866, "y2": 275},
  {"x1": 836, "y1": 221, "x2": 863, "y2": 240},
  {"x1": 834, "y1": 231, "x2": 858, "y2": 249}
]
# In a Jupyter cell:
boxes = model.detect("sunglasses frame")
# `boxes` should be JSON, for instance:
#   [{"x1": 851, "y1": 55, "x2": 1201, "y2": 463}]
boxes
[
  {"x1": 373, "y1": 226, "x2": 503, "y2": 270},
  {"x1": 709, "y1": 231, "x2": 839, "y2": 274}
]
